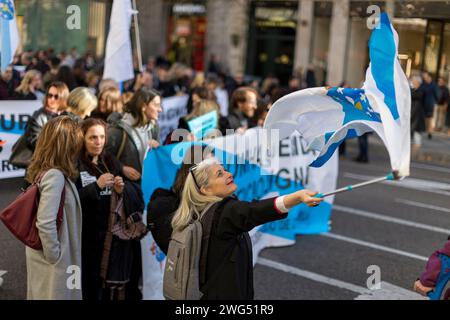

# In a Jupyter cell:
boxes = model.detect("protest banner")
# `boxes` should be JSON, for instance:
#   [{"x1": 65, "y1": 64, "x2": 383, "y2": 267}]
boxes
[
  {"x1": 157, "y1": 95, "x2": 189, "y2": 143},
  {"x1": 0, "y1": 95, "x2": 189, "y2": 179},
  {"x1": 187, "y1": 110, "x2": 218, "y2": 140},
  {"x1": 140, "y1": 127, "x2": 338, "y2": 299},
  {"x1": 0, "y1": 101, "x2": 41, "y2": 179},
  {"x1": 215, "y1": 88, "x2": 228, "y2": 116}
]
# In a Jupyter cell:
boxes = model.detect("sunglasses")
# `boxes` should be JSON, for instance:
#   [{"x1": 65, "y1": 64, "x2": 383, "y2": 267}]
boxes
[
  {"x1": 47, "y1": 93, "x2": 59, "y2": 100},
  {"x1": 189, "y1": 165, "x2": 200, "y2": 190}
]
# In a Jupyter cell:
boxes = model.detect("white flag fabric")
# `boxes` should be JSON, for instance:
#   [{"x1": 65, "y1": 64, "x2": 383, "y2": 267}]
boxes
[
  {"x1": 103, "y1": 0, "x2": 135, "y2": 83},
  {"x1": 264, "y1": 13, "x2": 411, "y2": 177},
  {"x1": 0, "y1": 0, "x2": 19, "y2": 72}
]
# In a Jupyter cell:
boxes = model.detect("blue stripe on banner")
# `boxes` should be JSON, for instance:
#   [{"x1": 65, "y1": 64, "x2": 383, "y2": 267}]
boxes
[
  {"x1": 369, "y1": 12, "x2": 399, "y2": 120},
  {"x1": 1, "y1": 19, "x2": 12, "y2": 72},
  {"x1": 141, "y1": 142, "x2": 333, "y2": 241},
  {"x1": 0, "y1": 119, "x2": 25, "y2": 135},
  {"x1": 310, "y1": 129, "x2": 358, "y2": 167}
]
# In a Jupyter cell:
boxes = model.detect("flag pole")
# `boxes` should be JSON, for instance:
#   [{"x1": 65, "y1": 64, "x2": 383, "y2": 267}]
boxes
[
  {"x1": 131, "y1": 0, "x2": 143, "y2": 73},
  {"x1": 315, "y1": 172, "x2": 401, "y2": 198}
]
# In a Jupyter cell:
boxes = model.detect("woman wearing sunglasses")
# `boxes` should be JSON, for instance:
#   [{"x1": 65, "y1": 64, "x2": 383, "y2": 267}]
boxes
[
  {"x1": 171, "y1": 157, "x2": 323, "y2": 300},
  {"x1": 24, "y1": 81, "x2": 69, "y2": 152}
]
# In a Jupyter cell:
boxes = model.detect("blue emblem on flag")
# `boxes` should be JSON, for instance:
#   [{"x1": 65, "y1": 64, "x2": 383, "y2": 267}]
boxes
[
  {"x1": 0, "y1": 0, "x2": 14, "y2": 20},
  {"x1": 326, "y1": 87, "x2": 382, "y2": 123}
]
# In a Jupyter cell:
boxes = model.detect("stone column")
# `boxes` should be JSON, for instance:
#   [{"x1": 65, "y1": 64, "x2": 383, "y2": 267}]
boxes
[
  {"x1": 326, "y1": 0, "x2": 349, "y2": 86},
  {"x1": 293, "y1": 0, "x2": 314, "y2": 74},
  {"x1": 385, "y1": 0, "x2": 395, "y2": 19},
  {"x1": 135, "y1": 0, "x2": 168, "y2": 63},
  {"x1": 227, "y1": 0, "x2": 249, "y2": 75},
  {"x1": 206, "y1": 0, "x2": 249, "y2": 75}
]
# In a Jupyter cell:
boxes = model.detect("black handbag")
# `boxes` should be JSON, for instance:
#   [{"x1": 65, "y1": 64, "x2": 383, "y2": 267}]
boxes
[{"x1": 9, "y1": 135, "x2": 33, "y2": 168}]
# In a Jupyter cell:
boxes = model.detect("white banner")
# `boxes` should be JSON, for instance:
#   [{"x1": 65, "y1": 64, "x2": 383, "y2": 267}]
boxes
[
  {"x1": 0, "y1": 101, "x2": 41, "y2": 179},
  {"x1": 0, "y1": 96, "x2": 189, "y2": 179},
  {"x1": 158, "y1": 95, "x2": 189, "y2": 143},
  {"x1": 140, "y1": 128, "x2": 338, "y2": 299},
  {"x1": 215, "y1": 88, "x2": 229, "y2": 116}
]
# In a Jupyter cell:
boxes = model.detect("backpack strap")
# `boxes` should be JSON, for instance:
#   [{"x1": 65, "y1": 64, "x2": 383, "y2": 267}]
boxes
[{"x1": 116, "y1": 129, "x2": 128, "y2": 160}]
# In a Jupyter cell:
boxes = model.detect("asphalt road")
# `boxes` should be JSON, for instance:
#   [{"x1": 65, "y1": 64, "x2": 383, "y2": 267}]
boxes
[{"x1": 1, "y1": 139, "x2": 449, "y2": 300}]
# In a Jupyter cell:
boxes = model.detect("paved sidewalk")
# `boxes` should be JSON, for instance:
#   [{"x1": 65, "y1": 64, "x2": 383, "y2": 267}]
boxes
[
  {"x1": 414, "y1": 132, "x2": 450, "y2": 165},
  {"x1": 347, "y1": 132, "x2": 450, "y2": 166}
]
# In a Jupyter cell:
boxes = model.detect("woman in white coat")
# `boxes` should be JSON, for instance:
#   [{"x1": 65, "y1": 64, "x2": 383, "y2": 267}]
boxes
[{"x1": 25, "y1": 116, "x2": 84, "y2": 300}]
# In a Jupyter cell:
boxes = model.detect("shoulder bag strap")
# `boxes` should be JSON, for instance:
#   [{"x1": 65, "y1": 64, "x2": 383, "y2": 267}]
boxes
[
  {"x1": 100, "y1": 191, "x2": 118, "y2": 283},
  {"x1": 116, "y1": 129, "x2": 128, "y2": 160}
]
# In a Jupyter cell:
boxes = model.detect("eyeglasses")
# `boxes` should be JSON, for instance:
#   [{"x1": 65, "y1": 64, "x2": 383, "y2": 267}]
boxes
[
  {"x1": 47, "y1": 93, "x2": 59, "y2": 100},
  {"x1": 189, "y1": 165, "x2": 200, "y2": 190}
]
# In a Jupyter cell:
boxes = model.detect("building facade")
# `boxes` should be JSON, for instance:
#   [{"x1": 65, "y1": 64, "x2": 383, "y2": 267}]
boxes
[{"x1": 14, "y1": 0, "x2": 450, "y2": 86}]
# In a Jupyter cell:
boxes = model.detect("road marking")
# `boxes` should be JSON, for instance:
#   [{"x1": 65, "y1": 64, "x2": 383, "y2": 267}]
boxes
[
  {"x1": 321, "y1": 232, "x2": 428, "y2": 261},
  {"x1": 411, "y1": 162, "x2": 450, "y2": 174},
  {"x1": 395, "y1": 198, "x2": 450, "y2": 214},
  {"x1": 257, "y1": 258, "x2": 426, "y2": 300},
  {"x1": 355, "y1": 281, "x2": 426, "y2": 300},
  {"x1": 333, "y1": 204, "x2": 450, "y2": 235},
  {"x1": 257, "y1": 257, "x2": 368, "y2": 294},
  {"x1": 342, "y1": 172, "x2": 450, "y2": 197}
]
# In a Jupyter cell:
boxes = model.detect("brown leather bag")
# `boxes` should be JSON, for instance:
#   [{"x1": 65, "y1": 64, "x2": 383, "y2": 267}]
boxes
[{"x1": 0, "y1": 172, "x2": 65, "y2": 250}]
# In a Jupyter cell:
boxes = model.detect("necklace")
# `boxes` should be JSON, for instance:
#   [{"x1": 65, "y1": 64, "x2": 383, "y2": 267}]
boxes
[{"x1": 92, "y1": 157, "x2": 110, "y2": 176}]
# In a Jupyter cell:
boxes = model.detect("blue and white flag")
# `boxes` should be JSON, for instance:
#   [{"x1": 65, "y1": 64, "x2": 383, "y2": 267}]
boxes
[
  {"x1": 0, "y1": 0, "x2": 19, "y2": 72},
  {"x1": 264, "y1": 13, "x2": 411, "y2": 177},
  {"x1": 103, "y1": 0, "x2": 135, "y2": 82}
]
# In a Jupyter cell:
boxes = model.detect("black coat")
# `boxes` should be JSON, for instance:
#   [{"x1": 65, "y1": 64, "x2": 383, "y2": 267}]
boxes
[
  {"x1": 202, "y1": 196, "x2": 287, "y2": 300},
  {"x1": 220, "y1": 110, "x2": 256, "y2": 135},
  {"x1": 24, "y1": 107, "x2": 59, "y2": 150},
  {"x1": 76, "y1": 152, "x2": 144, "y2": 300},
  {"x1": 147, "y1": 188, "x2": 179, "y2": 255},
  {"x1": 421, "y1": 82, "x2": 440, "y2": 116},
  {"x1": 411, "y1": 87, "x2": 426, "y2": 133}
]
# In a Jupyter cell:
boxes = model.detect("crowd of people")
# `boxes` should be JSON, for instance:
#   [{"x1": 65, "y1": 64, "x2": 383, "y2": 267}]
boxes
[
  {"x1": 2, "y1": 47, "x2": 450, "y2": 300},
  {"x1": 410, "y1": 72, "x2": 450, "y2": 153},
  {"x1": 1, "y1": 47, "x2": 325, "y2": 300}
]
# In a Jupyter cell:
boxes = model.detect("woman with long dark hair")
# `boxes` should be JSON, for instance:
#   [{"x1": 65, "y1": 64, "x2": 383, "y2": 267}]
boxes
[{"x1": 76, "y1": 118, "x2": 144, "y2": 300}]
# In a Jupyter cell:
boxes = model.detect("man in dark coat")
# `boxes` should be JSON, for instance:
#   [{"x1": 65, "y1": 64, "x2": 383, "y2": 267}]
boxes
[
  {"x1": 421, "y1": 72, "x2": 441, "y2": 139},
  {"x1": 220, "y1": 87, "x2": 258, "y2": 135}
]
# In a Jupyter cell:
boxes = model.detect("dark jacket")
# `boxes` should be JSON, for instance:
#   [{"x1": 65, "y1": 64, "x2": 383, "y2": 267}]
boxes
[
  {"x1": 13, "y1": 90, "x2": 37, "y2": 100},
  {"x1": 147, "y1": 188, "x2": 179, "y2": 255},
  {"x1": 0, "y1": 78, "x2": 19, "y2": 99},
  {"x1": 24, "y1": 107, "x2": 59, "y2": 150},
  {"x1": 76, "y1": 152, "x2": 144, "y2": 300},
  {"x1": 421, "y1": 82, "x2": 440, "y2": 116},
  {"x1": 202, "y1": 196, "x2": 287, "y2": 300},
  {"x1": 420, "y1": 239, "x2": 450, "y2": 300},
  {"x1": 220, "y1": 110, "x2": 256, "y2": 135},
  {"x1": 411, "y1": 87, "x2": 426, "y2": 133},
  {"x1": 106, "y1": 112, "x2": 160, "y2": 174},
  {"x1": 438, "y1": 85, "x2": 449, "y2": 106}
]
